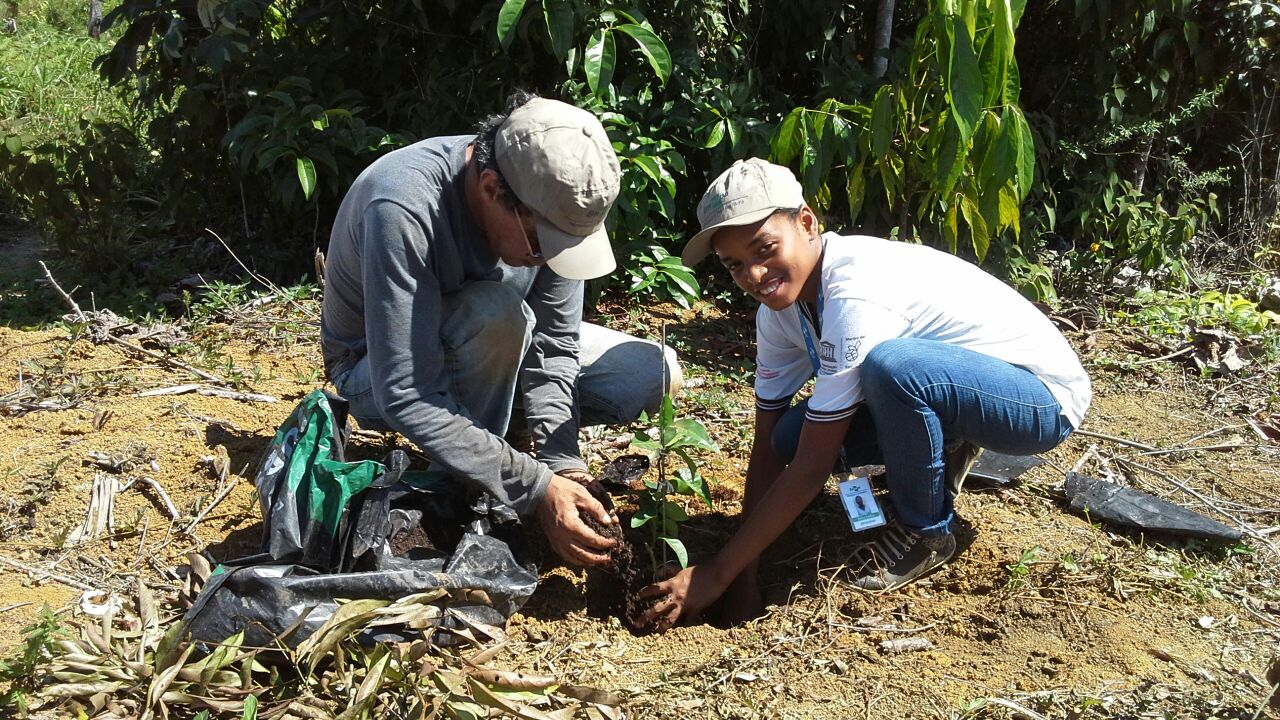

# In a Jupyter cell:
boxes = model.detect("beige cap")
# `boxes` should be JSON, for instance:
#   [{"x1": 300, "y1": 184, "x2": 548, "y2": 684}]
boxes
[
  {"x1": 680, "y1": 158, "x2": 805, "y2": 267},
  {"x1": 496, "y1": 98, "x2": 621, "y2": 280}
]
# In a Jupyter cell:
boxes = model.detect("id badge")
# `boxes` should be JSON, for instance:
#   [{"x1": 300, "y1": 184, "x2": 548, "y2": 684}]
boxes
[{"x1": 837, "y1": 474, "x2": 886, "y2": 532}]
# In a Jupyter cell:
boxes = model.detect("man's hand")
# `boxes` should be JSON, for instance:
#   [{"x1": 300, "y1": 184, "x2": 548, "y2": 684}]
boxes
[
  {"x1": 638, "y1": 563, "x2": 728, "y2": 632},
  {"x1": 537, "y1": 473, "x2": 617, "y2": 567}
]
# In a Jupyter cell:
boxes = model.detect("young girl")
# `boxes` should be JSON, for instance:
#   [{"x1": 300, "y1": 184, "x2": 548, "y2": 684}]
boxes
[{"x1": 640, "y1": 159, "x2": 1091, "y2": 630}]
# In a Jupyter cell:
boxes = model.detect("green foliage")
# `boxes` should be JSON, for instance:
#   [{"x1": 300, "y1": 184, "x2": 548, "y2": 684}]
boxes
[
  {"x1": 1005, "y1": 545, "x2": 1042, "y2": 589},
  {"x1": 631, "y1": 394, "x2": 718, "y2": 569},
  {"x1": 3, "y1": 0, "x2": 1274, "y2": 299},
  {"x1": 769, "y1": 0, "x2": 1033, "y2": 265},
  {"x1": 0, "y1": 606, "x2": 66, "y2": 715},
  {"x1": 1066, "y1": 171, "x2": 1219, "y2": 284},
  {"x1": 1121, "y1": 288, "x2": 1280, "y2": 340}
]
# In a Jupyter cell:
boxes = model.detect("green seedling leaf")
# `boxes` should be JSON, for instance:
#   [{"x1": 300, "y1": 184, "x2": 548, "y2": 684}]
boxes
[
  {"x1": 673, "y1": 468, "x2": 713, "y2": 508},
  {"x1": 671, "y1": 418, "x2": 718, "y2": 451},
  {"x1": 630, "y1": 507, "x2": 656, "y2": 528},
  {"x1": 242, "y1": 694, "x2": 258, "y2": 720},
  {"x1": 496, "y1": 0, "x2": 527, "y2": 48},
  {"x1": 614, "y1": 23, "x2": 672, "y2": 83},
  {"x1": 661, "y1": 536, "x2": 689, "y2": 567},
  {"x1": 584, "y1": 28, "x2": 615, "y2": 95},
  {"x1": 630, "y1": 436, "x2": 661, "y2": 452}
]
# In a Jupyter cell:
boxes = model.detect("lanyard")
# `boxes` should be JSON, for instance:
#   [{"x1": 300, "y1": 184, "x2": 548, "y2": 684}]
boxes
[{"x1": 798, "y1": 285, "x2": 824, "y2": 375}]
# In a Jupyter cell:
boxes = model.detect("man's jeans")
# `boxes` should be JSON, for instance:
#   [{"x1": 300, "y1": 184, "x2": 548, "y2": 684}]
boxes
[
  {"x1": 772, "y1": 338, "x2": 1074, "y2": 536},
  {"x1": 332, "y1": 280, "x2": 681, "y2": 441}
]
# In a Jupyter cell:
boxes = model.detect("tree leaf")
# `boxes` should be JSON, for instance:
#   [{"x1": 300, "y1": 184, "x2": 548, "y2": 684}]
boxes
[
  {"x1": 1005, "y1": 106, "x2": 1035, "y2": 200},
  {"x1": 661, "y1": 266, "x2": 701, "y2": 300},
  {"x1": 703, "y1": 119, "x2": 727, "y2": 149},
  {"x1": 614, "y1": 23, "x2": 672, "y2": 83},
  {"x1": 631, "y1": 154, "x2": 662, "y2": 185},
  {"x1": 584, "y1": 28, "x2": 615, "y2": 96},
  {"x1": 870, "y1": 86, "x2": 894, "y2": 158},
  {"x1": 846, "y1": 158, "x2": 867, "y2": 223},
  {"x1": 959, "y1": 191, "x2": 990, "y2": 261},
  {"x1": 496, "y1": 0, "x2": 527, "y2": 48},
  {"x1": 945, "y1": 16, "x2": 982, "y2": 144},
  {"x1": 542, "y1": 0, "x2": 573, "y2": 60},
  {"x1": 771, "y1": 108, "x2": 806, "y2": 165},
  {"x1": 295, "y1": 156, "x2": 316, "y2": 201}
]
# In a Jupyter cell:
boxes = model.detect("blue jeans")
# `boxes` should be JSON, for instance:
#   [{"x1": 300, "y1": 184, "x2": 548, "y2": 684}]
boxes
[
  {"x1": 773, "y1": 338, "x2": 1074, "y2": 536},
  {"x1": 332, "y1": 280, "x2": 681, "y2": 438}
]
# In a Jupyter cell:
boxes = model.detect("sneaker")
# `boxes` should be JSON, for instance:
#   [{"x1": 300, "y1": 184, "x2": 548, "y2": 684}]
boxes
[
  {"x1": 851, "y1": 522, "x2": 956, "y2": 591},
  {"x1": 944, "y1": 440, "x2": 983, "y2": 500}
]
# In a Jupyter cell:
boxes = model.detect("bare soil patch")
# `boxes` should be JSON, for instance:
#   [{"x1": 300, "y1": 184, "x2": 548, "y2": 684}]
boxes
[{"x1": 1, "y1": 302, "x2": 1277, "y2": 718}]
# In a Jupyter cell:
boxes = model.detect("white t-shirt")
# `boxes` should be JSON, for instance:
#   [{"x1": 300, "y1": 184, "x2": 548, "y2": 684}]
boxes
[{"x1": 754, "y1": 234, "x2": 1091, "y2": 429}]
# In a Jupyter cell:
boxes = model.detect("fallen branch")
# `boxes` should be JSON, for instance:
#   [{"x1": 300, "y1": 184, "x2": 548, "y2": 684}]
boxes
[
  {"x1": 1135, "y1": 442, "x2": 1249, "y2": 458},
  {"x1": 139, "y1": 384, "x2": 278, "y2": 403},
  {"x1": 1073, "y1": 429, "x2": 1159, "y2": 452},
  {"x1": 40, "y1": 261, "x2": 228, "y2": 386},
  {"x1": 1118, "y1": 344, "x2": 1193, "y2": 367},
  {"x1": 183, "y1": 475, "x2": 238, "y2": 535},
  {"x1": 125, "y1": 476, "x2": 181, "y2": 521},
  {"x1": 0, "y1": 554, "x2": 95, "y2": 591}
]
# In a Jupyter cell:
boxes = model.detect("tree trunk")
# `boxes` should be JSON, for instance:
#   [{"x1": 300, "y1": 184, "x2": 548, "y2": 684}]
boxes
[
  {"x1": 871, "y1": 0, "x2": 896, "y2": 80},
  {"x1": 88, "y1": 0, "x2": 102, "y2": 38}
]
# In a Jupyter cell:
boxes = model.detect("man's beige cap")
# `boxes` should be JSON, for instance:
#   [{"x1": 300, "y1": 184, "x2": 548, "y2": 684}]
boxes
[
  {"x1": 496, "y1": 98, "x2": 621, "y2": 280},
  {"x1": 680, "y1": 158, "x2": 805, "y2": 267}
]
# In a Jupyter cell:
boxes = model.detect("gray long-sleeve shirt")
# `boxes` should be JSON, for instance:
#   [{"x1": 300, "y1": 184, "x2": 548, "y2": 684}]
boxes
[{"x1": 320, "y1": 136, "x2": 585, "y2": 517}]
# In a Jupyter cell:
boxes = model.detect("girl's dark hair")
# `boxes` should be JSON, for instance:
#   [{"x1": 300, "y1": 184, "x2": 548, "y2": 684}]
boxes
[{"x1": 471, "y1": 89, "x2": 539, "y2": 209}]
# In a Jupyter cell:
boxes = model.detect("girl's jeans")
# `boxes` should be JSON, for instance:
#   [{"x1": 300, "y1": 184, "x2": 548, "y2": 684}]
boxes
[{"x1": 772, "y1": 338, "x2": 1075, "y2": 536}]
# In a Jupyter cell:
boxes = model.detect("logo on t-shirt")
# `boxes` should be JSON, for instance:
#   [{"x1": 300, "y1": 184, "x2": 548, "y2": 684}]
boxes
[
  {"x1": 843, "y1": 336, "x2": 864, "y2": 365},
  {"x1": 819, "y1": 341, "x2": 837, "y2": 373}
]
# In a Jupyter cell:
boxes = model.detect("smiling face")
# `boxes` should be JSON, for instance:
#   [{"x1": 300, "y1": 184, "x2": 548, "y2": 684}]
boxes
[{"x1": 711, "y1": 207, "x2": 822, "y2": 311}]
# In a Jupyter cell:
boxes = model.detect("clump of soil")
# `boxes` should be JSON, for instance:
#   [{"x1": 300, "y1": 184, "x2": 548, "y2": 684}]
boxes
[{"x1": 576, "y1": 479, "x2": 659, "y2": 634}]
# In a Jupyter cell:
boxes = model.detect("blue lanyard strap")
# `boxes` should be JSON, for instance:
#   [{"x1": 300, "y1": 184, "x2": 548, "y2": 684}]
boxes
[{"x1": 798, "y1": 287, "x2": 824, "y2": 375}]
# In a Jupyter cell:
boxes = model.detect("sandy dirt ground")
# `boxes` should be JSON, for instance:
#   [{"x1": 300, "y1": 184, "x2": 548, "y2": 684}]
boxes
[{"x1": 0, "y1": 292, "x2": 1278, "y2": 717}]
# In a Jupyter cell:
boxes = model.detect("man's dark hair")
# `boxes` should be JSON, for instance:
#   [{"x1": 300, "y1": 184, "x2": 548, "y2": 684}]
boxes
[{"x1": 471, "y1": 89, "x2": 539, "y2": 209}]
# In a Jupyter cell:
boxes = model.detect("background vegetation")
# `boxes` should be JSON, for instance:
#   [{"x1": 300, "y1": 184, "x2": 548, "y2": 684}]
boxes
[{"x1": 1, "y1": 0, "x2": 1277, "y2": 308}]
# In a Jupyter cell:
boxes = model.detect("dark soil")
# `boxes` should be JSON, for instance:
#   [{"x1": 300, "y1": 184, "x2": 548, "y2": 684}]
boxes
[{"x1": 577, "y1": 479, "x2": 659, "y2": 634}]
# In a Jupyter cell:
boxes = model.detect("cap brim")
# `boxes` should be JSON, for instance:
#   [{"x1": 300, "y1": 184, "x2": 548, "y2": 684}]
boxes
[
  {"x1": 537, "y1": 219, "x2": 616, "y2": 281},
  {"x1": 680, "y1": 206, "x2": 779, "y2": 267}
]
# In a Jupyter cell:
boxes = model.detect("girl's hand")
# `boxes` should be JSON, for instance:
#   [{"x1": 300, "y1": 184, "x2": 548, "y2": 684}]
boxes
[{"x1": 638, "y1": 564, "x2": 727, "y2": 632}]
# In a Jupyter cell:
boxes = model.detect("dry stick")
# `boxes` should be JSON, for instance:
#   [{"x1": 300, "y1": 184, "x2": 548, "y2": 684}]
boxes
[
  {"x1": 1118, "y1": 344, "x2": 1193, "y2": 367},
  {"x1": 1073, "y1": 428, "x2": 1160, "y2": 452},
  {"x1": 183, "y1": 468, "x2": 241, "y2": 535},
  {"x1": 0, "y1": 554, "x2": 94, "y2": 591},
  {"x1": 39, "y1": 261, "x2": 229, "y2": 386},
  {"x1": 1135, "y1": 442, "x2": 1251, "y2": 458},
  {"x1": 206, "y1": 227, "x2": 311, "y2": 316},
  {"x1": 126, "y1": 476, "x2": 181, "y2": 520}
]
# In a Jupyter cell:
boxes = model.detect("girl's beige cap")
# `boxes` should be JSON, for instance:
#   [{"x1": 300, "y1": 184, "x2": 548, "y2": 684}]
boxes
[
  {"x1": 681, "y1": 158, "x2": 804, "y2": 267},
  {"x1": 496, "y1": 98, "x2": 621, "y2": 280}
]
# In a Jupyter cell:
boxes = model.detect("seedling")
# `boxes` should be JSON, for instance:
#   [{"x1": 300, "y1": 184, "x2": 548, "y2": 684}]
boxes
[
  {"x1": 630, "y1": 394, "x2": 718, "y2": 571},
  {"x1": 1005, "y1": 546, "x2": 1043, "y2": 589}
]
